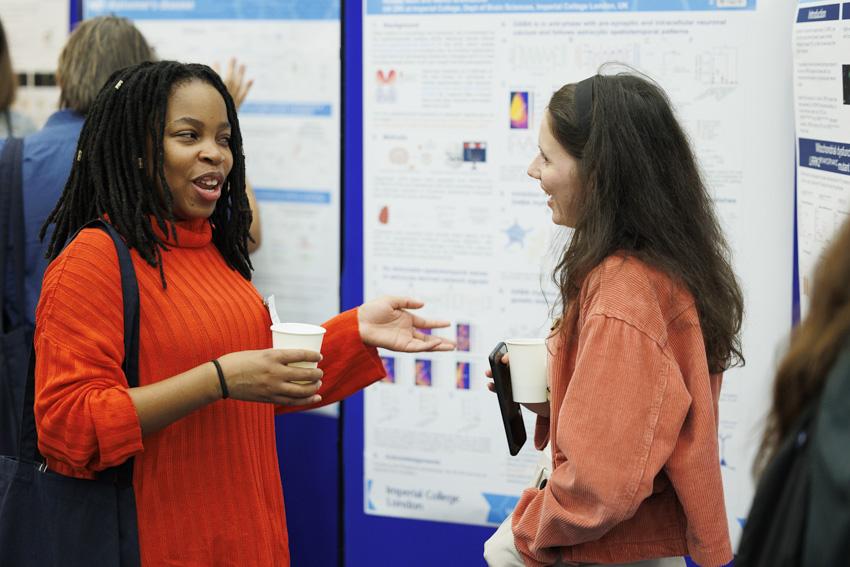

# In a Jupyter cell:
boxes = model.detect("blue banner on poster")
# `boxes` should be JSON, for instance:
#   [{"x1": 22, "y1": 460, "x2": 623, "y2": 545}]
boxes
[
  {"x1": 240, "y1": 102, "x2": 332, "y2": 116},
  {"x1": 84, "y1": 0, "x2": 340, "y2": 20},
  {"x1": 366, "y1": 0, "x2": 755, "y2": 16},
  {"x1": 254, "y1": 189, "x2": 333, "y2": 204},
  {"x1": 796, "y1": 3, "x2": 840, "y2": 22},
  {"x1": 798, "y1": 138, "x2": 850, "y2": 176}
]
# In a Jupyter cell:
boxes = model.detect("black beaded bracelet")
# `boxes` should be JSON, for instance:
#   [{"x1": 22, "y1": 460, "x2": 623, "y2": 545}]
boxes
[{"x1": 211, "y1": 359, "x2": 229, "y2": 399}]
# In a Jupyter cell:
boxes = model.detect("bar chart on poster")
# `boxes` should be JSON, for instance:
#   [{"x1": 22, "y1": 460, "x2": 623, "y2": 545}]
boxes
[{"x1": 361, "y1": 0, "x2": 797, "y2": 548}]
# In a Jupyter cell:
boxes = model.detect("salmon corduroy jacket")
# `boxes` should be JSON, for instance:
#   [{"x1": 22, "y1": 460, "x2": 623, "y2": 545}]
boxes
[{"x1": 512, "y1": 255, "x2": 733, "y2": 567}]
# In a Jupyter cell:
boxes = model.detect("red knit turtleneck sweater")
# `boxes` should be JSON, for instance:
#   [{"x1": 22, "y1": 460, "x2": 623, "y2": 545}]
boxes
[{"x1": 34, "y1": 219, "x2": 384, "y2": 566}]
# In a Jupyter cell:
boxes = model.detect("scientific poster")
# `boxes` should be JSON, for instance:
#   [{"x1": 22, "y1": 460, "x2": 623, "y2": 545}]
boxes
[
  {"x1": 85, "y1": 0, "x2": 342, "y2": 328},
  {"x1": 362, "y1": 0, "x2": 797, "y2": 547},
  {"x1": 793, "y1": 0, "x2": 850, "y2": 316}
]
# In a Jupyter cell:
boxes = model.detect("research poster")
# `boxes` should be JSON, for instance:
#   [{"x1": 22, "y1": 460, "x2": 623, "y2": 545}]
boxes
[
  {"x1": 84, "y1": 0, "x2": 342, "y2": 328},
  {"x1": 794, "y1": 1, "x2": 850, "y2": 316},
  {"x1": 362, "y1": 0, "x2": 797, "y2": 546}
]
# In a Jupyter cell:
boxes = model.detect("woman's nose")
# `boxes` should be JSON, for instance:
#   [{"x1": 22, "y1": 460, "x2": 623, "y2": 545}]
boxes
[
  {"x1": 200, "y1": 142, "x2": 225, "y2": 164},
  {"x1": 527, "y1": 156, "x2": 541, "y2": 179}
]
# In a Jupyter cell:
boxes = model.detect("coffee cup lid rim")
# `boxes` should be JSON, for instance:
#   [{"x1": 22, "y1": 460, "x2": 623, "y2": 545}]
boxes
[
  {"x1": 505, "y1": 338, "x2": 546, "y2": 345},
  {"x1": 270, "y1": 323, "x2": 327, "y2": 335}
]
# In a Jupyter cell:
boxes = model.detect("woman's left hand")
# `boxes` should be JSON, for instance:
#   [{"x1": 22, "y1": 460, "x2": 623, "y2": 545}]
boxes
[{"x1": 358, "y1": 296, "x2": 455, "y2": 352}]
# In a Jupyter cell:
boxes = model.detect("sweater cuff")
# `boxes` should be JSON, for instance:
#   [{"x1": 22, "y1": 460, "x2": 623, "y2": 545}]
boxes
[
  {"x1": 276, "y1": 308, "x2": 385, "y2": 414},
  {"x1": 43, "y1": 386, "x2": 144, "y2": 479},
  {"x1": 328, "y1": 308, "x2": 386, "y2": 386},
  {"x1": 533, "y1": 416, "x2": 550, "y2": 450}
]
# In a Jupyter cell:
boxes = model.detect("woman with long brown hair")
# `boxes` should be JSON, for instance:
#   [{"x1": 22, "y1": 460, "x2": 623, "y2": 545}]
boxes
[{"x1": 484, "y1": 70, "x2": 743, "y2": 566}]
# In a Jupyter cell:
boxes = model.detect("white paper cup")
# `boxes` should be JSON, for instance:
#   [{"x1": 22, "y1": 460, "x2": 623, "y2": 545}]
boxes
[
  {"x1": 271, "y1": 323, "x2": 327, "y2": 384},
  {"x1": 505, "y1": 338, "x2": 548, "y2": 403}
]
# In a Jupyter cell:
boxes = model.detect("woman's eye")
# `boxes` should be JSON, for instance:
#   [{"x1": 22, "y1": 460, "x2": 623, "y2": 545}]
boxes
[{"x1": 177, "y1": 131, "x2": 198, "y2": 140}]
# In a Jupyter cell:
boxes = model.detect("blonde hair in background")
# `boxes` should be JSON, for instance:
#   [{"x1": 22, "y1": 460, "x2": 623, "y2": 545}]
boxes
[
  {"x1": 57, "y1": 16, "x2": 155, "y2": 115},
  {"x1": 0, "y1": 17, "x2": 17, "y2": 110}
]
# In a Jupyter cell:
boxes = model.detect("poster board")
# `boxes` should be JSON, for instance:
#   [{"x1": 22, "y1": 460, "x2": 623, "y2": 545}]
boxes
[
  {"x1": 793, "y1": 1, "x2": 850, "y2": 315},
  {"x1": 360, "y1": 0, "x2": 796, "y2": 551}
]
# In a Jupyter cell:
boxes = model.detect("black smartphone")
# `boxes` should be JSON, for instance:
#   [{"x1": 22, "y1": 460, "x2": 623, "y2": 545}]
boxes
[{"x1": 488, "y1": 341, "x2": 526, "y2": 456}]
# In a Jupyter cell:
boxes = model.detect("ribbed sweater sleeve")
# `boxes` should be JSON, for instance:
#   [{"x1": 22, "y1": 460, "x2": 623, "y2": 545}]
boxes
[
  {"x1": 277, "y1": 309, "x2": 385, "y2": 414},
  {"x1": 34, "y1": 230, "x2": 143, "y2": 478},
  {"x1": 511, "y1": 314, "x2": 691, "y2": 566}
]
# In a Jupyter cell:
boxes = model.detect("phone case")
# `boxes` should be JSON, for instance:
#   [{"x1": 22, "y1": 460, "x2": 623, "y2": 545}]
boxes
[{"x1": 488, "y1": 341, "x2": 527, "y2": 456}]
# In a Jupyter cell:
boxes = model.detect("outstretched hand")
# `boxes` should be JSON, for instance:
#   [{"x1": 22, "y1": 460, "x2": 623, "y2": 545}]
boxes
[
  {"x1": 213, "y1": 58, "x2": 254, "y2": 110},
  {"x1": 358, "y1": 296, "x2": 455, "y2": 353}
]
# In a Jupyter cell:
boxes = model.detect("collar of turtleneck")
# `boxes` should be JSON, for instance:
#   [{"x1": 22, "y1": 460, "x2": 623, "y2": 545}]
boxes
[{"x1": 150, "y1": 216, "x2": 212, "y2": 249}]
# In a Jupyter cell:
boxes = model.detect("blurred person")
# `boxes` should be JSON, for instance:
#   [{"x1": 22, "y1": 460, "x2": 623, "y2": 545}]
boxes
[
  {"x1": 484, "y1": 70, "x2": 743, "y2": 566},
  {"x1": 0, "y1": 16, "x2": 37, "y2": 138},
  {"x1": 33, "y1": 59, "x2": 455, "y2": 566},
  {"x1": 737, "y1": 218, "x2": 850, "y2": 566}
]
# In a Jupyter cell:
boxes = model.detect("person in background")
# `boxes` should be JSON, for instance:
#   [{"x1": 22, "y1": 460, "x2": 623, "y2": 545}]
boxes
[
  {"x1": 35, "y1": 59, "x2": 455, "y2": 566},
  {"x1": 739, "y1": 217, "x2": 850, "y2": 566},
  {"x1": 0, "y1": 16, "x2": 37, "y2": 138},
  {"x1": 484, "y1": 70, "x2": 743, "y2": 567}
]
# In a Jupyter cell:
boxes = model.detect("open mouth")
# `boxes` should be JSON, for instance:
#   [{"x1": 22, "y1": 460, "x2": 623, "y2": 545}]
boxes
[
  {"x1": 192, "y1": 172, "x2": 224, "y2": 202},
  {"x1": 193, "y1": 172, "x2": 224, "y2": 192}
]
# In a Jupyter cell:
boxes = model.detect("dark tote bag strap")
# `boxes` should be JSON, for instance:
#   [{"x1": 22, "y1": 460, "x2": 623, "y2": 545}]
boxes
[
  {"x1": 2, "y1": 110, "x2": 12, "y2": 137},
  {"x1": 18, "y1": 219, "x2": 140, "y2": 487},
  {"x1": 0, "y1": 137, "x2": 25, "y2": 336}
]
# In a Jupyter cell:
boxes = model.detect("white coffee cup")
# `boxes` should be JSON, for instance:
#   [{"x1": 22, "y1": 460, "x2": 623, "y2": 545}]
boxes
[
  {"x1": 505, "y1": 338, "x2": 548, "y2": 403},
  {"x1": 270, "y1": 323, "x2": 327, "y2": 381}
]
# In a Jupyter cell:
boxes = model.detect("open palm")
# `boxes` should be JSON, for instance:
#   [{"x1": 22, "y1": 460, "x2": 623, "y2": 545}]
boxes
[{"x1": 358, "y1": 296, "x2": 455, "y2": 352}]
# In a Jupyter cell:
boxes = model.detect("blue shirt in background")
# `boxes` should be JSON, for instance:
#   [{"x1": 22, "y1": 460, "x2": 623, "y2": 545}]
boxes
[{"x1": 1, "y1": 109, "x2": 84, "y2": 327}]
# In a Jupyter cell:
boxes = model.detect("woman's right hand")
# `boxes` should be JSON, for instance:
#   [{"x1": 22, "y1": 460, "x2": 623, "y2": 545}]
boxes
[
  {"x1": 485, "y1": 353, "x2": 550, "y2": 417},
  {"x1": 217, "y1": 349, "x2": 323, "y2": 406}
]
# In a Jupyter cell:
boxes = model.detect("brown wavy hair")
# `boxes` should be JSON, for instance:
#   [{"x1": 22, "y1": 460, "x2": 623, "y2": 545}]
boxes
[
  {"x1": 548, "y1": 70, "x2": 744, "y2": 374},
  {"x1": 755, "y1": 217, "x2": 850, "y2": 474}
]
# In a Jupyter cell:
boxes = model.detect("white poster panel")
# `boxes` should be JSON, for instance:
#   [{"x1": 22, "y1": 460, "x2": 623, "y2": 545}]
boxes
[
  {"x1": 84, "y1": 1, "x2": 342, "y2": 330},
  {"x1": 793, "y1": 1, "x2": 850, "y2": 316},
  {"x1": 0, "y1": 0, "x2": 67, "y2": 127},
  {"x1": 363, "y1": 0, "x2": 796, "y2": 547},
  {"x1": 0, "y1": 0, "x2": 67, "y2": 70}
]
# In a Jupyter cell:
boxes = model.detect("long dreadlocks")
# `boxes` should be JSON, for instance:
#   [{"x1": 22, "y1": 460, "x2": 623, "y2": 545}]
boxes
[{"x1": 41, "y1": 60, "x2": 253, "y2": 285}]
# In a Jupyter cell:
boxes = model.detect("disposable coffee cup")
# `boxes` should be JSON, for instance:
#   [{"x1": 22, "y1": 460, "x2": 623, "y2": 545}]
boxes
[
  {"x1": 504, "y1": 338, "x2": 548, "y2": 403},
  {"x1": 271, "y1": 323, "x2": 327, "y2": 384}
]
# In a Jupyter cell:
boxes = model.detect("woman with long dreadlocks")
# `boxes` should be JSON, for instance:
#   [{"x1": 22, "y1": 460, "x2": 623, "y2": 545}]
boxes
[{"x1": 33, "y1": 60, "x2": 454, "y2": 566}]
